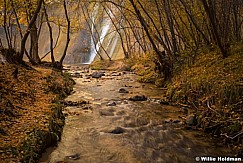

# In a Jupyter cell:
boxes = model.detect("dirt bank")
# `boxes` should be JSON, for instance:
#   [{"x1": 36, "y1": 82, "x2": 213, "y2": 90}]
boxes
[{"x1": 0, "y1": 63, "x2": 74, "y2": 162}]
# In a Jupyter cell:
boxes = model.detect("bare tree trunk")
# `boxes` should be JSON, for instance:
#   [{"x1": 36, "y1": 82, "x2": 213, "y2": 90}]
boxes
[
  {"x1": 19, "y1": 0, "x2": 43, "y2": 62},
  {"x1": 41, "y1": 24, "x2": 61, "y2": 60},
  {"x1": 103, "y1": 4, "x2": 128, "y2": 59},
  {"x1": 80, "y1": 3, "x2": 104, "y2": 60},
  {"x1": 58, "y1": 0, "x2": 70, "y2": 68},
  {"x1": 232, "y1": 0, "x2": 241, "y2": 41},
  {"x1": 162, "y1": 0, "x2": 178, "y2": 57},
  {"x1": 179, "y1": 0, "x2": 210, "y2": 45},
  {"x1": 43, "y1": 2, "x2": 55, "y2": 65},
  {"x1": 30, "y1": 23, "x2": 41, "y2": 63},
  {"x1": 3, "y1": 0, "x2": 11, "y2": 49},
  {"x1": 10, "y1": 0, "x2": 36, "y2": 64},
  {"x1": 136, "y1": 0, "x2": 172, "y2": 56},
  {"x1": 129, "y1": 0, "x2": 173, "y2": 81},
  {"x1": 201, "y1": 0, "x2": 229, "y2": 58}
]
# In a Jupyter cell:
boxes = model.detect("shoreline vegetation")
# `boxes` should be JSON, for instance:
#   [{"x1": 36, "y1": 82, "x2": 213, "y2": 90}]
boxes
[
  {"x1": 91, "y1": 44, "x2": 243, "y2": 157},
  {"x1": 0, "y1": 43, "x2": 242, "y2": 162},
  {"x1": 0, "y1": 62, "x2": 74, "y2": 162}
]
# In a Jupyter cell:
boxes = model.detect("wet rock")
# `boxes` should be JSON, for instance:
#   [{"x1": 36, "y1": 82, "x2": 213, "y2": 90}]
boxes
[
  {"x1": 129, "y1": 95, "x2": 147, "y2": 101},
  {"x1": 61, "y1": 100, "x2": 87, "y2": 106},
  {"x1": 122, "y1": 100, "x2": 128, "y2": 104},
  {"x1": 116, "y1": 111, "x2": 126, "y2": 116},
  {"x1": 185, "y1": 114, "x2": 197, "y2": 126},
  {"x1": 107, "y1": 101, "x2": 116, "y2": 106},
  {"x1": 82, "y1": 106, "x2": 91, "y2": 110},
  {"x1": 159, "y1": 100, "x2": 170, "y2": 105},
  {"x1": 63, "y1": 66, "x2": 72, "y2": 70},
  {"x1": 182, "y1": 107, "x2": 189, "y2": 114},
  {"x1": 111, "y1": 72, "x2": 122, "y2": 76},
  {"x1": 65, "y1": 153, "x2": 80, "y2": 160},
  {"x1": 73, "y1": 72, "x2": 81, "y2": 77},
  {"x1": 164, "y1": 119, "x2": 174, "y2": 123},
  {"x1": 109, "y1": 127, "x2": 125, "y2": 134},
  {"x1": 119, "y1": 88, "x2": 129, "y2": 93},
  {"x1": 99, "y1": 110, "x2": 114, "y2": 116},
  {"x1": 164, "y1": 120, "x2": 170, "y2": 124},
  {"x1": 173, "y1": 120, "x2": 181, "y2": 123},
  {"x1": 91, "y1": 71, "x2": 105, "y2": 78}
]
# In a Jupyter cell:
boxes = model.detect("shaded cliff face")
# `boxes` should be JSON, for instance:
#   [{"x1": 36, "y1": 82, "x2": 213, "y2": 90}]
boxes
[
  {"x1": 38, "y1": 23, "x2": 91, "y2": 64},
  {"x1": 88, "y1": 4, "x2": 125, "y2": 63},
  {"x1": 39, "y1": 2, "x2": 125, "y2": 64},
  {"x1": 0, "y1": 2, "x2": 124, "y2": 64}
]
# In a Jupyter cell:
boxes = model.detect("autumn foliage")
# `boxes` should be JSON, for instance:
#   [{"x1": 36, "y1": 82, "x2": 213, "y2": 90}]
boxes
[{"x1": 0, "y1": 63, "x2": 74, "y2": 162}]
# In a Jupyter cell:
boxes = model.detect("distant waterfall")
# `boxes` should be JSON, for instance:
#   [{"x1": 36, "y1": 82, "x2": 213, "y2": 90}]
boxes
[
  {"x1": 109, "y1": 34, "x2": 119, "y2": 55},
  {"x1": 85, "y1": 5, "x2": 112, "y2": 64}
]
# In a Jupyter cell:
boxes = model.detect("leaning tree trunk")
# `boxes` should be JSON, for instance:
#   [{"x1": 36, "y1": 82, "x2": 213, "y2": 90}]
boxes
[
  {"x1": 3, "y1": 0, "x2": 12, "y2": 49},
  {"x1": 58, "y1": 0, "x2": 70, "y2": 68},
  {"x1": 10, "y1": 0, "x2": 37, "y2": 64},
  {"x1": 43, "y1": 2, "x2": 55, "y2": 65},
  {"x1": 129, "y1": 0, "x2": 173, "y2": 81},
  {"x1": 30, "y1": 23, "x2": 41, "y2": 63},
  {"x1": 18, "y1": 0, "x2": 43, "y2": 62},
  {"x1": 201, "y1": 0, "x2": 229, "y2": 58}
]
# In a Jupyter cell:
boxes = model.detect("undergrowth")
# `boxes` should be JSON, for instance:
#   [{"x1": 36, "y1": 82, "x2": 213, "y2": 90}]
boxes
[
  {"x1": 129, "y1": 53, "x2": 159, "y2": 84},
  {"x1": 0, "y1": 63, "x2": 74, "y2": 162},
  {"x1": 167, "y1": 43, "x2": 243, "y2": 151}
]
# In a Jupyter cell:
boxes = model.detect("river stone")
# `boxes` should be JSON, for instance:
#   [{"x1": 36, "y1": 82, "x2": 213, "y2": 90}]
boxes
[
  {"x1": 65, "y1": 153, "x2": 80, "y2": 160},
  {"x1": 99, "y1": 110, "x2": 114, "y2": 116},
  {"x1": 116, "y1": 111, "x2": 126, "y2": 116},
  {"x1": 72, "y1": 72, "x2": 82, "y2": 77},
  {"x1": 186, "y1": 114, "x2": 197, "y2": 126},
  {"x1": 91, "y1": 71, "x2": 105, "y2": 78},
  {"x1": 129, "y1": 95, "x2": 147, "y2": 101},
  {"x1": 159, "y1": 100, "x2": 170, "y2": 105},
  {"x1": 173, "y1": 120, "x2": 181, "y2": 123},
  {"x1": 107, "y1": 101, "x2": 116, "y2": 106},
  {"x1": 61, "y1": 100, "x2": 87, "y2": 106},
  {"x1": 119, "y1": 88, "x2": 129, "y2": 93},
  {"x1": 109, "y1": 127, "x2": 125, "y2": 134}
]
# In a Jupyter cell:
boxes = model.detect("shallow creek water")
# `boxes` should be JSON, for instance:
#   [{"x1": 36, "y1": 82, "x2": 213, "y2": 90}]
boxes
[{"x1": 40, "y1": 66, "x2": 231, "y2": 163}]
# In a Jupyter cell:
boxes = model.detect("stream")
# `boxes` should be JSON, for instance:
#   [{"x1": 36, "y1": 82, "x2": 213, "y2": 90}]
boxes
[{"x1": 40, "y1": 65, "x2": 232, "y2": 163}]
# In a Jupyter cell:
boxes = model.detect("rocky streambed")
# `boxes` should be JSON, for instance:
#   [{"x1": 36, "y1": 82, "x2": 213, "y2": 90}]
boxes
[{"x1": 40, "y1": 65, "x2": 233, "y2": 163}]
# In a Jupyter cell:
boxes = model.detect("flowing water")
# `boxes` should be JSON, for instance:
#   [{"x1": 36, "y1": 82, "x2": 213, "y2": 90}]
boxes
[{"x1": 40, "y1": 66, "x2": 232, "y2": 163}]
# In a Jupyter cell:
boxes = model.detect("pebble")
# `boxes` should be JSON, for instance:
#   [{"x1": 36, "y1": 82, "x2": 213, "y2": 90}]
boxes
[{"x1": 119, "y1": 88, "x2": 129, "y2": 93}]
